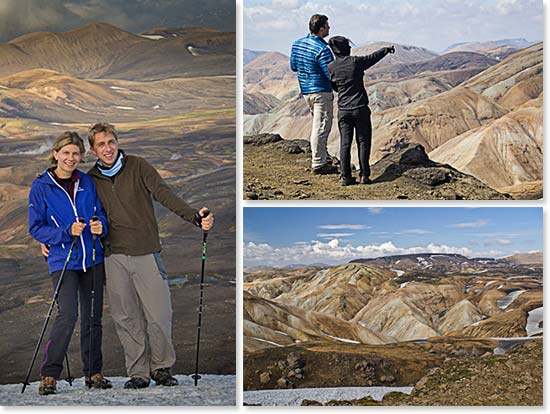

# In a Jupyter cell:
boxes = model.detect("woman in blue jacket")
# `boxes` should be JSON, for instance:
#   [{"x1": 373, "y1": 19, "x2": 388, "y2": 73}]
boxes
[{"x1": 28, "y1": 131, "x2": 111, "y2": 395}]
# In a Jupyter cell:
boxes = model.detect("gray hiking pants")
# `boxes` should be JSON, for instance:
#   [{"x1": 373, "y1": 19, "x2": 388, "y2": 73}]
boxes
[
  {"x1": 304, "y1": 91, "x2": 333, "y2": 169},
  {"x1": 105, "y1": 253, "x2": 176, "y2": 380}
]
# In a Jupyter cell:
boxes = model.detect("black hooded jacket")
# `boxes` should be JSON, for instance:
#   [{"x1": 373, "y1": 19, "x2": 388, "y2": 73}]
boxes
[{"x1": 328, "y1": 48, "x2": 390, "y2": 110}]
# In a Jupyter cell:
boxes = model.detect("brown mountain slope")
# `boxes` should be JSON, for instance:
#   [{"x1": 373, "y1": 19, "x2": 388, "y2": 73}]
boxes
[
  {"x1": 365, "y1": 52, "x2": 497, "y2": 81},
  {"x1": 0, "y1": 69, "x2": 235, "y2": 122},
  {"x1": 372, "y1": 87, "x2": 508, "y2": 158},
  {"x1": 461, "y1": 43, "x2": 542, "y2": 109},
  {"x1": 353, "y1": 42, "x2": 438, "y2": 66},
  {"x1": 500, "y1": 252, "x2": 543, "y2": 266},
  {"x1": 243, "y1": 291, "x2": 393, "y2": 352},
  {"x1": 0, "y1": 23, "x2": 235, "y2": 80},
  {"x1": 430, "y1": 105, "x2": 542, "y2": 189}
]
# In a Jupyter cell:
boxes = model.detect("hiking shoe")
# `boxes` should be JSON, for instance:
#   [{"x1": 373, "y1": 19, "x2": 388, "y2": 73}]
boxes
[
  {"x1": 39, "y1": 376, "x2": 57, "y2": 395},
  {"x1": 123, "y1": 377, "x2": 150, "y2": 389},
  {"x1": 340, "y1": 176, "x2": 357, "y2": 186},
  {"x1": 360, "y1": 176, "x2": 372, "y2": 185},
  {"x1": 312, "y1": 163, "x2": 338, "y2": 175},
  {"x1": 85, "y1": 373, "x2": 113, "y2": 389},
  {"x1": 151, "y1": 368, "x2": 178, "y2": 386}
]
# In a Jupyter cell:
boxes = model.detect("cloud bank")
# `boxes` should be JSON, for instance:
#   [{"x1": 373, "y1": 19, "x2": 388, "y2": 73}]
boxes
[{"x1": 244, "y1": 239, "x2": 474, "y2": 267}]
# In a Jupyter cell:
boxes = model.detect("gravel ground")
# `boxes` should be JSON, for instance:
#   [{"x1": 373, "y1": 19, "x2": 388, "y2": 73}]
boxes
[{"x1": 1, "y1": 374, "x2": 236, "y2": 406}]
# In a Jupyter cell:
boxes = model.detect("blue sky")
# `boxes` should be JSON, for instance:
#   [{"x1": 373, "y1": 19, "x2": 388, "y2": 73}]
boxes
[
  {"x1": 244, "y1": 207, "x2": 543, "y2": 267},
  {"x1": 244, "y1": 0, "x2": 543, "y2": 54}
]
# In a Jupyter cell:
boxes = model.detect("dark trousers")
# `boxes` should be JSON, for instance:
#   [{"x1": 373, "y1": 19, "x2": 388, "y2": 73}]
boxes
[
  {"x1": 40, "y1": 264, "x2": 105, "y2": 378},
  {"x1": 338, "y1": 106, "x2": 372, "y2": 179}
]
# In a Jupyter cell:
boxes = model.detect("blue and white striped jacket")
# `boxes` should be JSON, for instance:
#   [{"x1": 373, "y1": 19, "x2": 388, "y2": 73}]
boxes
[{"x1": 290, "y1": 34, "x2": 334, "y2": 95}]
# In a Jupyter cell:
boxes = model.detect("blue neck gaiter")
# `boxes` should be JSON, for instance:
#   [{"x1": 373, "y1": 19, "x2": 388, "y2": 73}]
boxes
[{"x1": 97, "y1": 151, "x2": 124, "y2": 177}]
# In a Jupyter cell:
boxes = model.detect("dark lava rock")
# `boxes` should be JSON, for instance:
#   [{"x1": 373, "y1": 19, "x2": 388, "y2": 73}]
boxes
[
  {"x1": 301, "y1": 400, "x2": 323, "y2": 406},
  {"x1": 245, "y1": 192, "x2": 259, "y2": 200},
  {"x1": 372, "y1": 144, "x2": 437, "y2": 182},
  {"x1": 273, "y1": 141, "x2": 304, "y2": 154},
  {"x1": 403, "y1": 167, "x2": 452, "y2": 186},
  {"x1": 287, "y1": 351, "x2": 306, "y2": 369},
  {"x1": 244, "y1": 133, "x2": 283, "y2": 146}
]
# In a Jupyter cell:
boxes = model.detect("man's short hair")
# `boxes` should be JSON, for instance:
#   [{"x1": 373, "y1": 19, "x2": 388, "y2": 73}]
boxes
[
  {"x1": 48, "y1": 131, "x2": 85, "y2": 164},
  {"x1": 309, "y1": 14, "x2": 328, "y2": 35},
  {"x1": 88, "y1": 122, "x2": 118, "y2": 147}
]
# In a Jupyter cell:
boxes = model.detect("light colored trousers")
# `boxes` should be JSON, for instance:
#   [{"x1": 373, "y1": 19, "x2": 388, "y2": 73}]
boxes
[
  {"x1": 105, "y1": 253, "x2": 176, "y2": 380},
  {"x1": 304, "y1": 91, "x2": 334, "y2": 169}
]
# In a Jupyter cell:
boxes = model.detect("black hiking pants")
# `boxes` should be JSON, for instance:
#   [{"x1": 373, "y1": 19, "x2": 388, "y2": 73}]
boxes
[
  {"x1": 338, "y1": 106, "x2": 372, "y2": 179},
  {"x1": 40, "y1": 264, "x2": 105, "y2": 378}
]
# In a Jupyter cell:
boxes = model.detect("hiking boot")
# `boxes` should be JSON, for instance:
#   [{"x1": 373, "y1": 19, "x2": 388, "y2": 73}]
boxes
[
  {"x1": 85, "y1": 373, "x2": 113, "y2": 389},
  {"x1": 312, "y1": 163, "x2": 338, "y2": 175},
  {"x1": 340, "y1": 176, "x2": 357, "y2": 186},
  {"x1": 39, "y1": 376, "x2": 57, "y2": 396},
  {"x1": 151, "y1": 368, "x2": 178, "y2": 386},
  {"x1": 123, "y1": 377, "x2": 150, "y2": 389},
  {"x1": 360, "y1": 176, "x2": 372, "y2": 185}
]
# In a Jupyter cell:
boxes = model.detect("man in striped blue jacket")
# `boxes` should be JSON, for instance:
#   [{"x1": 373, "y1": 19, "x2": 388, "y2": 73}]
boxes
[{"x1": 290, "y1": 14, "x2": 337, "y2": 175}]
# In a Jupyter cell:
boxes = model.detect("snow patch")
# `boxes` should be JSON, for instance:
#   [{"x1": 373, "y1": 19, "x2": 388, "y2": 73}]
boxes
[
  {"x1": 400, "y1": 282, "x2": 409, "y2": 289},
  {"x1": 0, "y1": 85, "x2": 8, "y2": 89},
  {"x1": 526, "y1": 306, "x2": 543, "y2": 337},
  {"x1": 244, "y1": 386, "x2": 414, "y2": 406},
  {"x1": 65, "y1": 102, "x2": 89, "y2": 113},
  {"x1": 485, "y1": 280, "x2": 496, "y2": 287},
  {"x1": 250, "y1": 337, "x2": 284, "y2": 347},
  {"x1": 141, "y1": 35, "x2": 164, "y2": 40},
  {"x1": 113, "y1": 106, "x2": 135, "y2": 110},
  {"x1": 109, "y1": 86, "x2": 130, "y2": 91},
  {"x1": 391, "y1": 269, "x2": 405, "y2": 277},
  {"x1": 497, "y1": 290, "x2": 525, "y2": 310},
  {"x1": 2, "y1": 375, "x2": 235, "y2": 406},
  {"x1": 325, "y1": 334, "x2": 360, "y2": 344}
]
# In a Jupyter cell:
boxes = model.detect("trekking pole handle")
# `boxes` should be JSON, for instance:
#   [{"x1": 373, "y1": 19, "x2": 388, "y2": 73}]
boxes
[
  {"x1": 195, "y1": 209, "x2": 210, "y2": 228},
  {"x1": 91, "y1": 215, "x2": 99, "y2": 241}
]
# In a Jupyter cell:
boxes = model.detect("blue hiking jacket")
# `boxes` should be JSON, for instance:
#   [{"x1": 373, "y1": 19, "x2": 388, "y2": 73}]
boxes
[
  {"x1": 28, "y1": 169, "x2": 108, "y2": 273},
  {"x1": 290, "y1": 34, "x2": 334, "y2": 94}
]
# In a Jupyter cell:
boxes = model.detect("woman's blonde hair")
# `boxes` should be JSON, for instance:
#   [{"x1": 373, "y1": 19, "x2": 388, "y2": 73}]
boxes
[{"x1": 48, "y1": 131, "x2": 86, "y2": 165}]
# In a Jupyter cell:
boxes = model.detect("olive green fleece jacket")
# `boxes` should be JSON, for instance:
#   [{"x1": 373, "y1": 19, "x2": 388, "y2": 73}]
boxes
[{"x1": 88, "y1": 154, "x2": 198, "y2": 256}]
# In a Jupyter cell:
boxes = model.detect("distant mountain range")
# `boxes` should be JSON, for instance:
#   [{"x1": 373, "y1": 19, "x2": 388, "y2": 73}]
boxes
[
  {"x1": 442, "y1": 38, "x2": 537, "y2": 54},
  {"x1": 244, "y1": 252, "x2": 543, "y2": 353},
  {"x1": 1, "y1": 23, "x2": 235, "y2": 81},
  {"x1": 244, "y1": 40, "x2": 542, "y2": 199}
]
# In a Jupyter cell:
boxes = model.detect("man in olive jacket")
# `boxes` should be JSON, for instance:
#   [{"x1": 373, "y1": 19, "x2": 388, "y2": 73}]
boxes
[{"x1": 87, "y1": 122, "x2": 214, "y2": 389}]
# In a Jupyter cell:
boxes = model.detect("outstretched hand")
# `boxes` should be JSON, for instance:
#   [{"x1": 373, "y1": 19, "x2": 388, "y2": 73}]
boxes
[{"x1": 198, "y1": 207, "x2": 214, "y2": 232}]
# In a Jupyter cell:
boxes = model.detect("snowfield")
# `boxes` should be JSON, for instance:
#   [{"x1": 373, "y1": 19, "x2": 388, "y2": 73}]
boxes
[
  {"x1": 0, "y1": 375, "x2": 235, "y2": 406},
  {"x1": 243, "y1": 386, "x2": 413, "y2": 406}
]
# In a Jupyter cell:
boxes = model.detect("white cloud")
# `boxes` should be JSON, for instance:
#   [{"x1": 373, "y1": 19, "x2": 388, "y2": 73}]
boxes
[
  {"x1": 367, "y1": 207, "x2": 384, "y2": 214},
  {"x1": 397, "y1": 229, "x2": 434, "y2": 235},
  {"x1": 317, "y1": 233, "x2": 355, "y2": 238},
  {"x1": 484, "y1": 239, "x2": 513, "y2": 246},
  {"x1": 244, "y1": 239, "x2": 473, "y2": 267},
  {"x1": 318, "y1": 224, "x2": 370, "y2": 230},
  {"x1": 244, "y1": 0, "x2": 542, "y2": 55},
  {"x1": 446, "y1": 219, "x2": 489, "y2": 228}
]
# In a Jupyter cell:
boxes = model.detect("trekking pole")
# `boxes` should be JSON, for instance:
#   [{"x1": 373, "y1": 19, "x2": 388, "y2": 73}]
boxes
[
  {"x1": 42, "y1": 250, "x2": 74, "y2": 387},
  {"x1": 191, "y1": 210, "x2": 210, "y2": 386},
  {"x1": 21, "y1": 219, "x2": 83, "y2": 394},
  {"x1": 64, "y1": 354, "x2": 74, "y2": 386},
  {"x1": 87, "y1": 215, "x2": 99, "y2": 388}
]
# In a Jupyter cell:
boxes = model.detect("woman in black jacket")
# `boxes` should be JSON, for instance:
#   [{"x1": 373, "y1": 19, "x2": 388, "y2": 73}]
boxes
[{"x1": 328, "y1": 37, "x2": 394, "y2": 185}]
